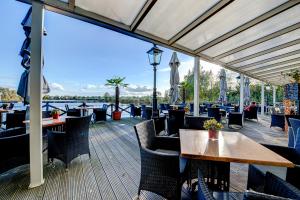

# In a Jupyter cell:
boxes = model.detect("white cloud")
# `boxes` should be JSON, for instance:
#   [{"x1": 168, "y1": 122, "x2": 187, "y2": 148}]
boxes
[
  {"x1": 158, "y1": 67, "x2": 170, "y2": 72},
  {"x1": 50, "y1": 82, "x2": 64, "y2": 91}
]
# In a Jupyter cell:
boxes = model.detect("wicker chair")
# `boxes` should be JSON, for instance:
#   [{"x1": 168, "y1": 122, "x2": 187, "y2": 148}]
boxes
[
  {"x1": 198, "y1": 165, "x2": 300, "y2": 200},
  {"x1": 66, "y1": 108, "x2": 81, "y2": 117},
  {"x1": 0, "y1": 127, "x2": 28, "y2": 174},
  {"x1": 261, "y1": 144, "x2": 300, "y2": 189},
  {"x1": 244, "y1": 106, "x2": 258, "y2": 121},
  {"x1": 134, "y1": 120, "x2": 185, "y2": 200},
  {"x1": 228, "y1": 112, "x2": 243, "y2": 128},
  {"x1": 207, "y1": 108, "x2": 221, "y2": 122},
  {"x1": 270, "y1": 114, "x2": 285, "y2": 131},
  {"x1": 6, "y1": 111, "x2": 26, "y2": 129},
  {"x1": 130, "y1": 104, "x2": 141, "y2": 117},
  {"x1": 246, "y1": 165, "x2": 300, "y2": 199},
  {"x1": 93, "y1": 108, "x2": 107, "y2": 122},
  {"x1": 47, "y1": 115, "x2": 92, "y2": 168},
  {"x1": 167, "y1": 110, "x2": 185, "y2": 136},
  {"x1": 185, "y1": 116, "x2": 213, "y2": 130}
]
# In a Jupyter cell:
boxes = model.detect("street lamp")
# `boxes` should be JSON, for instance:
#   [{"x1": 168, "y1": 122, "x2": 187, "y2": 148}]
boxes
[{"x1": 147, "y1": 44, "x2": 163, "y2": 118}]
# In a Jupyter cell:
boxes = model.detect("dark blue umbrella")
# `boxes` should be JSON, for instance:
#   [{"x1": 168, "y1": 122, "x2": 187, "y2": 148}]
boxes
[{"x1": 18, "y1": 7, "x2": 50, "y2": 104}]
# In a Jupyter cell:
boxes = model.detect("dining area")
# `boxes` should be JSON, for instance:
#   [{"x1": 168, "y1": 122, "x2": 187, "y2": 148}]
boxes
[{"x1": 134, "y1": 117, "x2": 300, "y2": 200}]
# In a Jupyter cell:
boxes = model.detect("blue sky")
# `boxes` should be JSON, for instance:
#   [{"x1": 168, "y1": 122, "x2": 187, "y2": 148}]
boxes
[{"x1": 0, "y1": 1, "x2": 223, "y2": 96}]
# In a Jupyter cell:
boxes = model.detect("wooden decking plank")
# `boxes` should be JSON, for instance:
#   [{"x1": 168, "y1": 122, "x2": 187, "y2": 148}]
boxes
[
  {"x1": 98, "y1": 123, "x2": 140, "y2": 172},
  {"x1": 80, "y1": 155, "x2": 103, "y2": 200},
  {"x1": 94, "y1": 125, "x2": 138, "y2": 198},
  {"x1": 71, "y1": 158, "x2": 87, "y2": 200},
  {"x1": 42, "y1": 162, "x2": 64, "y2": 200},
  {"x1": 89, "y1": 141, "x2": 117, "y2": 200},
  {"x1": 90, "y1": 126, "x2": 132, "y2": 200}
]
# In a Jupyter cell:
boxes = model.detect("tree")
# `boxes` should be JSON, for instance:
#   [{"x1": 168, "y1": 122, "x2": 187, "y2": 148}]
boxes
[{"x1": 105, "y1": 77, "x2": 128, "y2": 111}]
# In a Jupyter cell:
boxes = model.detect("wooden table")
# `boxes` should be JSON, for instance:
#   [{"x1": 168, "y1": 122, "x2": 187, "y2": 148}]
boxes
[
  {"x1": 24, "y1": 117, "x2": 67, "y2": 128},
  {"x1": 180, "y1": 129, "x2": 294, "y2": 168}
]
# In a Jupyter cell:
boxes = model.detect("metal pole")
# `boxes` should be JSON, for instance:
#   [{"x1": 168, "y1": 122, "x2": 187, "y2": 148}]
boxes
[
  {"x1": 239, "y1": 74, "x2": 244, "y2": 113},
  {"x1": 194, "y1": 56, "x2": 200, "y2": 116},
  {"x1": 273, "y1": 86, "x2": 276, "y2": 105},
  {"x1": 261, "y1": 82, "x2": 265, "y2": 116},
  {"x1": 152, "y1": 64, "x2": 158, "y2": 118},
  {"x1": 29, "y1": 1, "x2": 44, "y2": 188}
]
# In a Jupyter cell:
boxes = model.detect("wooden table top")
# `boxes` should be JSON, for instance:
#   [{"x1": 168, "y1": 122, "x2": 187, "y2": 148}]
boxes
[
  {"x1": 0, "y1": 109, "x2": 9, "y2": 113},
  {"x1": 24, "y1": 117, "x2": 67, "y2": 128},
  {"x1": 180, "y1": 129, "x2": 294, "y2": 168}
]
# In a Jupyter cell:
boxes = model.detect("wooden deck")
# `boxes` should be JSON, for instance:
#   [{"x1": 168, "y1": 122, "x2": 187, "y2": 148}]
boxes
[{"x1": 0, "y1": 115, "x2": 288, "y2": 200}]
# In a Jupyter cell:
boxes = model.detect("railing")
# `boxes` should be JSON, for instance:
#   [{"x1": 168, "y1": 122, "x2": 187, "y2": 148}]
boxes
[{"x1": 0, "y1": 101, "x2": 135, "y2": 118}]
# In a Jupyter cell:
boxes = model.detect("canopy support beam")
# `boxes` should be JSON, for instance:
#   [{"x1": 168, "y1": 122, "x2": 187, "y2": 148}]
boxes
[
  {"x1": 261, "y1": 82, "x2": 265, "y2": 116},
  {"x1": 194, "y1": 57, "x2": 200, "y2": 116},
  {"x1": 130, "y1": 0, "x2": 157, "y2": 31},
  {"x1": 29, "y1": 0, "x2": 44, "y2": 188},
  {"x1": 239, "y1": 74, "x2": 244, "y2": 113}
]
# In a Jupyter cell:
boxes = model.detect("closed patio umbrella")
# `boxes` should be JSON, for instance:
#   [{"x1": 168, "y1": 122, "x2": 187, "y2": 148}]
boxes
[
  {"x1": 219, "y1": 69, "x2": 227, "y2": 104},
  {"x1": 17, "y1": 7, "x2": 50, "y2": 104},
  {"x1": 244, "y1": 77, "x2": 251, "y2": 105},
  {"x1": 169, "y1": 52, "x2": 180, "y2": 105}
]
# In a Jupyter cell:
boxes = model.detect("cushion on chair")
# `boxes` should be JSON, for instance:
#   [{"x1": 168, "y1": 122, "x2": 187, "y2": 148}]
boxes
[{"x1": 155, "y1": 149, "x2": 179, "y2": 156}]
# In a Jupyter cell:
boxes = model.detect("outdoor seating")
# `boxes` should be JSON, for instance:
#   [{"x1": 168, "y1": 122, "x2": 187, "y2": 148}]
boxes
[
  {"x1": 198, "y1": 165, "x2": 300, "y2": 200},
  {"x1": 244, "y1": 106, "x2": 258, "y2": 121},
  {"x1": 66, "y1": 108, "x2": 81, "y2": 117},
  {"x1": 129, "y1": 104, "x2": 141, "y2": 117},
  {"x1": 0, "y1": 127, "x2": 28, "y2": 174},
  {"x1": 207, "y1": 107, "x2": 221, "y2": 122},
  {"x1": 42, "y1": 111, "x2": 52, "y2": 118},
  {"x1": 288, "y1": 118, "x2": 300, "y2": 148},
  {"x1": 133, "y1": 120, "x2": 184, "y2": 200},
  {"x1": 153, "y1": 116, "x2": 166, "y2": 135},
  {"x1": 285, "y1": 116, "x2": 300, "y2": 147},
  {"x1": 93, "y1": 108, "x2": 107, "y2": 121},
  {"x1": 167, "y1": 109, "x2": 185, "y2": 136},
  {"x1": 247, "y1": 165, "x2": 300, "y2": 199},
  {"x1": 141, "y1": 105, "x2": 152, "y2": 120},
  {"x1": 47, "y1": 115, "x2": 92, "y2": 168},
  {"x1": 228, "y1": 112, "x2": 243, "y2": 128},
  {"x1": 185, "y1": 116, "x2": 213, "y2": 130},
  {"x1": 5, "y1": 111, "x2": 26, "y2": 129},
  {"x1": 189, "y1": 103, "x2": 194, "y2": 113},
  {"x1": 262, "y1": 144, "x2": 300, "y2": 189},
  {"x1": 270, "y1": 114, "x2": 285, "y2": 131}
]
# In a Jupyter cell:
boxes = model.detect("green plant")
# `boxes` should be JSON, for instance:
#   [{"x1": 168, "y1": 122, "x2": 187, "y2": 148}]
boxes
[
  {"x1": 51, "y1": 109, "x2": 60, "y2": 115},
  {"x1": 282, "y1": 69, "x2": 300, "y2": 83},
  {"x1": 180, "y1": 80, "x2": 191, "y2": 104},
  {"x1": 203, "y1": 119, "x2": 223, "y2": 130},
  {"x1": 105, "y1": 77, "x2": 128, "y2": 112}
]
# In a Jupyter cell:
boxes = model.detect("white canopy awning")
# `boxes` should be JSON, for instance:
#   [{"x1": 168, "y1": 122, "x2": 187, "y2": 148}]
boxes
[{"x1": 19, "y1": 0, "x2": 300, "y2": 85}]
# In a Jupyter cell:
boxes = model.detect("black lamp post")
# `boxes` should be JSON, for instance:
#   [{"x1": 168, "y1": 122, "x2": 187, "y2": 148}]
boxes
[{"x1": 147, "y1": 44, "x2": 163, "y2": 118}]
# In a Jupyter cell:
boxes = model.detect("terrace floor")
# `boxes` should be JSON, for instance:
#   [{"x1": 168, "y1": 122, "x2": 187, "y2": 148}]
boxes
[{"x1": 0, "y1": 115, "x2": 287, "y2": 200}]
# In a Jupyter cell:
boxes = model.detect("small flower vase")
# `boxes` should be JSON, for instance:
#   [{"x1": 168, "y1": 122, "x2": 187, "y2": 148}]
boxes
[
  {"x1": 208, "y1": 129, "x2": 219, "y2": 140},
  {"x1": 52, "y1": 113, "x2": 59, "y2": 119}
]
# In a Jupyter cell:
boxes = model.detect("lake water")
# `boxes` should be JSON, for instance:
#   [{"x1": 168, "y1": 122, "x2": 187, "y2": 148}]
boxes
[{"x1": 1, "y1": 102, "x2": 132, "y2": 119}]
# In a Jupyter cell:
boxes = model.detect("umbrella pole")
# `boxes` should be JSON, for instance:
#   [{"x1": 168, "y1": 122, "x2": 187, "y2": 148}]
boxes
[{"x1": 29, "y1": 1, "x2": 44, "y2": 188}]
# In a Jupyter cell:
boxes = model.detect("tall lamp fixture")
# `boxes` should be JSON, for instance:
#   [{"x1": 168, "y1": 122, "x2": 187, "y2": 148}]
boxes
[{"x1": 147, "y1": 44, "x2": 163, "y2": 118}]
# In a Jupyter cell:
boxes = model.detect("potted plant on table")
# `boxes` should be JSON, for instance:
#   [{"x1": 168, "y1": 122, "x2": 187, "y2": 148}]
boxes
[
  {"x1": 51, "y1": 109, "x2": 60, "y2": 119},
  {"x1": 105, "y1": 77, "x2": 128, "y2": 120},
  {"x1": 203, "y1": 118, "x2": 223, "y2": 140}
]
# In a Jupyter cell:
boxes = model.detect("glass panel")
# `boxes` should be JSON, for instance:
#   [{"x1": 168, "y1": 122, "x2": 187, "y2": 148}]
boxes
[
  {"x1": 177, "y1": 0, "x2": 287, "y2": 50},
  {"x1": 75, "y1": 0, "x2": 147, "y2": 25},
  {"x1": 241, "y1": 53, "x2": 300, "y2": 71},
  {"x1": 219, "y1": 29, "x2": 300, "y2": 63},
  {"x1": 232, "y1": 43, "x2": 300, "y2": 68},
  {"x1": 254, "y1": 61, "x2": 300, "y2": 73},
  {"x1": 138, "y1": 0, "x2": 219, "y2": 40},
  {"x1": 203, "y1": 5, "x2": 300, "y2": 57}
]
